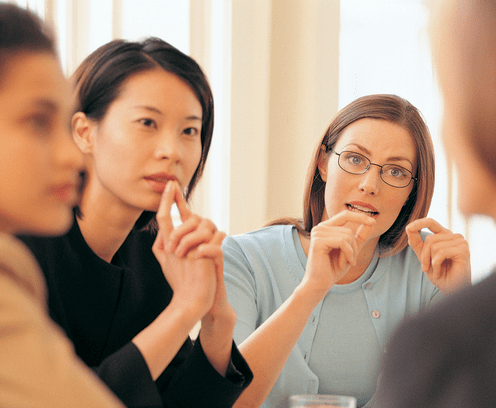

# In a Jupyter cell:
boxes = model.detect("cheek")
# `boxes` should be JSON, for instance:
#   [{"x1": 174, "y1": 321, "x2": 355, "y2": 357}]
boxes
[
  {"x1": 382, "y1": 189, "x2": 412, "y2": 223},
  {"x1": 323, "y1": 170, "x2": 350, "y2": 211},
  {"x1": 184, "y1": 142, "x2": 203, "y2": 179},
  {"x1": 93, "y1": 130, "x2": 140, "y2": 178},
  {"x1": 454, "y1": 149, "x2": 495, "y2": 217}
]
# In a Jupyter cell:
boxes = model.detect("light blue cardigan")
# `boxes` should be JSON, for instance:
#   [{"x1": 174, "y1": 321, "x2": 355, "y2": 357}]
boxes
[{"x1": 223, "y1": 225, "x2": 443, "y2": 408}]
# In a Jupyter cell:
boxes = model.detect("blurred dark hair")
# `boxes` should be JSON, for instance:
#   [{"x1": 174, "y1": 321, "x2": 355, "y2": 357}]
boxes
[{"x1": 0, "y1": 3, "x2": 56, "y2": 83}]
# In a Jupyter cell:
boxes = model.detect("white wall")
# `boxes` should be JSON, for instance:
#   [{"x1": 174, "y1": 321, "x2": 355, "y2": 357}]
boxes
[{"x1": 224, "y1": 0, "x2": 341, "y2": 235}]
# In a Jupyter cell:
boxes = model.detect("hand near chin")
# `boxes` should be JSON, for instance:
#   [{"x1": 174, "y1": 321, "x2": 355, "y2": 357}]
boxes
[
  {"x1": 152, "y1": 181, "x2": 223, "y2": 318},
  {"x1": 406, "y1": 217, "x2": 472, "y2": 294},
  {"x1": 303, "y1": 210, "x2": 376, "y2": 299},
  {"x1": 152, "y1": 181, "x2": 234, "y2": 376}
]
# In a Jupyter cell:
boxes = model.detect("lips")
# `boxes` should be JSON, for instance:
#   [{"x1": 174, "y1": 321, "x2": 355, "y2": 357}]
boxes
[
  {"x1": 346, "y1": 203, "x2": 379, "y2": 217},
  {"x1": 144, "y1": 173, "x2": 177, "y2": 193},
  {"x1": 50, "y1": 182, "x2": 79, "y2": 204}
]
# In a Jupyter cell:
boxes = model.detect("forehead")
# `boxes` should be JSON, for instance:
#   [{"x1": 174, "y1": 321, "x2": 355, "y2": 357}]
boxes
[
  {"x1": 335, "y1": 118, "x2": 417, "y2": 162},
  {"x1": 115, "y1": 68, "x2": 202, "y2": 113},
  {"x1": 0, "y1": 52, "x2": 69, "y2": 108}
]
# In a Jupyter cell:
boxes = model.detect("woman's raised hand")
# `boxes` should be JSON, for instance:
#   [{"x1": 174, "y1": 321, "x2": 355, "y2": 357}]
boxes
[
  {"x1": 406, "y1": 217, "x2": 471, "y2": 294},
  {"x1": 152, "y1": 181, "x2": 234, "y2": 376},
  {"x1": 303, "y1": 210, "x2": 376, "y2": 299},
  {"x1": 152, "y1": 181, "x2": 220, "y2": 318}
]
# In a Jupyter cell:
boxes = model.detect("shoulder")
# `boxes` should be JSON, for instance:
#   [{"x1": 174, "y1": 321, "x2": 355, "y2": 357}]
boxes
[
  {"x1": 223, "y1": 225, "x2": 292, "y2": 251},
  {"x1": 0, "y1": 233, "x2": 46, "y2": 303},
  {"x1": 223, "y1": 225, "x2": 305, "y2": 286}
]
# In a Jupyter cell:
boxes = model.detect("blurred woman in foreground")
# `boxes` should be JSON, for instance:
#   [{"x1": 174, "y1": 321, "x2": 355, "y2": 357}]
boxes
[
  {"x1": 0, "y1": 4, "x2": 123, "y2": 407},
  {"x1": 376, "y1": 1, "x2": 496, "y2": 406}
]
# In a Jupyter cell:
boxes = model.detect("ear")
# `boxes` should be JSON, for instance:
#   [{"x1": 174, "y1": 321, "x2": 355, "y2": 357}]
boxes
[
  {"x1": 317, "y1": 145, "x2": 329, "y2": 182},
  {"x1": 72, "y1": 112, "x2": 95, "y2": 154}
]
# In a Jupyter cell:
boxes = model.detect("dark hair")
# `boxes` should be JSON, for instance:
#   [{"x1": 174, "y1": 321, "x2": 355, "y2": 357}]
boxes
[
  {"x1": 72, "y1": 37, "x2": 214, "y2": 202},
  {"x1": 71, "y1": 38, "x2": 214, "y2": 228},
  {"x1": 268, "y1": 94, "x2": 435, "y2": 256},
  {"x1": 0, "y1": 3, "x2": 56, "y2": 82}
]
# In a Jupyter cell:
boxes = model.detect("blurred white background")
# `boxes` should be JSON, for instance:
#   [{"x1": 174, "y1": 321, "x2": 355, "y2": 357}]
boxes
[{"x1": 14, "y1": 0, "x2": 496, "y2": 282}]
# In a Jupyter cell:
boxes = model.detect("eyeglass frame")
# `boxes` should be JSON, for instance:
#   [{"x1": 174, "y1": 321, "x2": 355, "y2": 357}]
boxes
[{"x1": 328, "y1": 147, "x2": 418, "y2": 188}]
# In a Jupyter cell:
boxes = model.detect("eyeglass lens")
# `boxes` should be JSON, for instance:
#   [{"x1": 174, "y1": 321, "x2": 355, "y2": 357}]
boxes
[{"x1": 337, "y1": 151, "x2": 413, "y2": 188}]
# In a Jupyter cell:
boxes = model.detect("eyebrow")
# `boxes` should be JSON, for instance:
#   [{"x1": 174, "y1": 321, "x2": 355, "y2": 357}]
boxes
[
  {"x1": 133, "y1": 105, "x2": 202, "y2": 121},
  {"x1": 347, "y1": 143, "x2": 415, "y2": 167},
  {"x1": 32, "y1": 99, "x2": 57, "y2": 111}
]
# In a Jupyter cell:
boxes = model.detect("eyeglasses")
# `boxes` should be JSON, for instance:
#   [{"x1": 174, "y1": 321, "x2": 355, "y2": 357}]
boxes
[{"x1": 329, "y1": 148, "x2": 417, "y2": 188}]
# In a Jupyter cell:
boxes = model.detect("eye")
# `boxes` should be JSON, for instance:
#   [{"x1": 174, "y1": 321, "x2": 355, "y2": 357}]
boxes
[
  {"x1": 138, "y1": 118, "x2": 157, "y2": 128},
  {"x1": 183, "y1": 127, "x2": 200, "y2": 137},
  {"x1": 22, "y1": 112, "x2": 54, "y2": 136},
  {"x1": 344, "y1": 152, "x2": 365, "y2": 166},
  {"x1": 29, "y1": 114, "x2": 51, "y2": 130},
  {"x1": 386, "y1": 165, "x2": 409, "y2": 179}
]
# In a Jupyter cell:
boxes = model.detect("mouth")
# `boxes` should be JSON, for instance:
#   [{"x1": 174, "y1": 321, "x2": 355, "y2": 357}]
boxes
[
  {"x1": 346, "y1": 203, "x2": 379, "y2": 217},
  {"x1": 144, "y1": 174, "x2": 177, "y2": 193},
  {"x1": 50, "y1": 183, "x2": 79, "y2": 204}
]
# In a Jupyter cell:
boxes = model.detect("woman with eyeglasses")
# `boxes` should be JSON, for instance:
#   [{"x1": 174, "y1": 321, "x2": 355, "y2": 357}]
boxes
[{"x1": 223, "y1": 94, "x2": 471, "y2": 408}]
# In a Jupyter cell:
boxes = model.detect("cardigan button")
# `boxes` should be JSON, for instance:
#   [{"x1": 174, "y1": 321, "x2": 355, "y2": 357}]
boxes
[{"x1": 372, "y1": 310, "x2": 381, "y2": 318}]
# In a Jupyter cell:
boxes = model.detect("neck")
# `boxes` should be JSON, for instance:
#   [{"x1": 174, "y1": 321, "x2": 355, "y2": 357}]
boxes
[
  {"x1": 78, "y1": 177, "x2": 143, "y2": 263},
  {"x1": 336, "y1": 238, "x2": 378, "y2": 284}
]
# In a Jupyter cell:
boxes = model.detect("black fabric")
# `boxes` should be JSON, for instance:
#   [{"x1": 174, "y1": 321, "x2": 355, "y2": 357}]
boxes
[
  {"x1": 375, "y1": 270, "x2": 496, "y2": 408},
  {"x1": 20, "y1": 220, "x2": 252, "y2": 407}
]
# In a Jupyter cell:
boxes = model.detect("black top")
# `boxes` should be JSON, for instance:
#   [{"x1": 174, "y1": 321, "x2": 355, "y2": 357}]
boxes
[
  {"x1": 375, "y1": 270, "x2": 496, "y2": 408},
  {"x1": 20, "y1": 220, "x2": 252, "y2": 407}
]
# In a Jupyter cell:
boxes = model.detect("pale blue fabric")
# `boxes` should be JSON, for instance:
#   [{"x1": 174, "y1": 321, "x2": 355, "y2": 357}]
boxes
[{"x1": 223, "y1": 225, "x2": 443, "y2": 408}]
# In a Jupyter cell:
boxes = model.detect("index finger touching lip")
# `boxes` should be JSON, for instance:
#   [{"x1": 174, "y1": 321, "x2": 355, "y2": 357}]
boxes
[
  {"x1": 331, "y1": 210, "x2": 376, "y2": 227},
  {"x1": 156, "y1": 181, "x2": 177, "y2": 237}
]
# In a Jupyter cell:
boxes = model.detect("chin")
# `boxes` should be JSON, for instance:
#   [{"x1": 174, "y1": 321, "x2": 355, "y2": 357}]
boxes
[{"x1": 34, "y1": 212, "x2": 74, "y2": 237}]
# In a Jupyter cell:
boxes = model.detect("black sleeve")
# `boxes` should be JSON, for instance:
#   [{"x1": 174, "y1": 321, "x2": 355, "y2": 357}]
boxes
[
  {"x1": 95, "y1": 336, "x2": 252, "y2": 408},
  {"x1": 162, "y1": 337, "x2": 253, "y2": 408},
  {"x1": 95, "y1": 342, "x2": 163, "y2": 407}
]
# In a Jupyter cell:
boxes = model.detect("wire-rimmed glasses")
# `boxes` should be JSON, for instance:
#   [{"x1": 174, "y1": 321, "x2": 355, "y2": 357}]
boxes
[{"x1": 329, "y1": 148, "x2": 417, "y2": 188}]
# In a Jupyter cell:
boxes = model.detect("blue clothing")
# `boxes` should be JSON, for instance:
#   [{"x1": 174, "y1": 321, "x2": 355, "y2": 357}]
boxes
[{"x1": 223, "y1": 225, "x2": 443, "y2": 408}]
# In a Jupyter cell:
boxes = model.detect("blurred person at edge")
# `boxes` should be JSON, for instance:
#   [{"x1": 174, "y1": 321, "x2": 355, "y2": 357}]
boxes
[
  {"x1": 375, "y1": 1, "x2": 496, "y2": 407},
  {"x1": 0, "y1": 3, "x2": 124, "y2": 407}
]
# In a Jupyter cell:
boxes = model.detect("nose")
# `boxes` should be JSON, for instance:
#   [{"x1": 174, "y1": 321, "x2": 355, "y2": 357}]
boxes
[
  {"x1": 358, "y1": 164, "x2": 381, "y2": 195},
  {"x1": 155, "y1": 130, "x2": 181, "y2": 162}
]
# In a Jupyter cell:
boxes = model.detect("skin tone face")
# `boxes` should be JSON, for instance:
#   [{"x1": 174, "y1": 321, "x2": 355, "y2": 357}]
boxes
[
  {"x1": 0, "y1": 52, "x2": 83, "y2": 236},
  {"x1": 431, "y1": 1, "x2": 496, "y2": 220},
  {"x1": 77, "y1": 68, "x2": 203, "y2": 219},
  {"x1": 318, "y1": 118, "x2": 417, "y2": 249}
]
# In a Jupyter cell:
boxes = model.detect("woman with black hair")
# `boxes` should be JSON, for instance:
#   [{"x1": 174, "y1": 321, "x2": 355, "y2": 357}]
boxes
[{"x1": 21, "y1": 38, "x2": 252, "y2": 407}]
